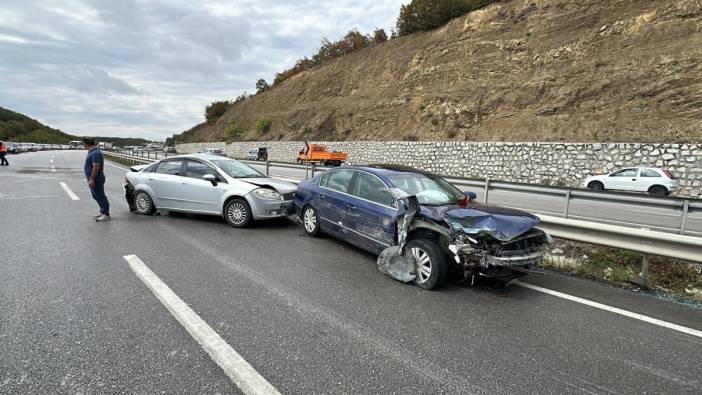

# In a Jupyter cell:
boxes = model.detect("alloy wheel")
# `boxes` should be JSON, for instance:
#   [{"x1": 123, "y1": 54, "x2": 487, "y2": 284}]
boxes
[
  {"x1": 304, "y1": 208, "x2": 317, "y2": 233},
  {"x1": 227, "y1": 202, "x2": 247, "y2": 225},
  {"x1": 135, "y1": 193, "x2": 151, "y2": 213},
  {"x1": 412, "y1": 247, "x2": 432, "y2": 283}
]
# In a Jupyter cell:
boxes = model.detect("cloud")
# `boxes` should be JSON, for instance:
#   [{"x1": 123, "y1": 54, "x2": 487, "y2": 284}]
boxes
[{"x1": 0, "y1": 0, "x2": 406, "y2": 140}]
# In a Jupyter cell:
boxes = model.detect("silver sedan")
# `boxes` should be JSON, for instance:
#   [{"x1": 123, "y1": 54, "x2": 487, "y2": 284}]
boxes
[{"x1": 124, "y1": 154, "x2": 297, "y2": 227}]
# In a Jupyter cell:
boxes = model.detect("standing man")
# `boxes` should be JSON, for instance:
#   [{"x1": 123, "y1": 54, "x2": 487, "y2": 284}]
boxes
[
  {"x1": 0, "y1": 141, "x2": 8, "y2": 166},
  {"x1": 82, "y1": 137, "x2": 111, "y2": 222}
]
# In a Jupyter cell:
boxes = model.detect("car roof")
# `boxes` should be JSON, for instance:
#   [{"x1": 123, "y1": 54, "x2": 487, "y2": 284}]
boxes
[
  {"x1": 164, "y1": 153, "x2": 229, "y2": 161},
  {"x1": 331, "y1": 164, "x2": 435, "y2": 177}
]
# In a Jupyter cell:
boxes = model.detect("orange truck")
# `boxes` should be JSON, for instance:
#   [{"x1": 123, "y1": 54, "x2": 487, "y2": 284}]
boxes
[{"x1": 296, "y1": 142, "x2": 347, "y2": 167}]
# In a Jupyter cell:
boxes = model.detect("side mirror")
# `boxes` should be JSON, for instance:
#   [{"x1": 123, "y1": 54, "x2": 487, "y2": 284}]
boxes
[
  {"x1": 203, "y1": 174, "x2": 218, "y2": 186},
  {"x1": 464, "y1": 191, "x2": 477, "y2": 202}
]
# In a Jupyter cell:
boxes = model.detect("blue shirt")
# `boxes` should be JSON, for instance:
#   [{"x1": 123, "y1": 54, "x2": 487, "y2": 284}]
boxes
[{"x1": 84, "y1": 147, "x2": 106, "y2": 183}]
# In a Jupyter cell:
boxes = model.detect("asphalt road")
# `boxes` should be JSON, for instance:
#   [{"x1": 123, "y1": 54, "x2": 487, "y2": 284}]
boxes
[
  {"x1": 2, "y1": 150, "x2": 702, "y2": 394},
  {"x1": 241, "y1": 161, "x2": 702, "y2": 236}
]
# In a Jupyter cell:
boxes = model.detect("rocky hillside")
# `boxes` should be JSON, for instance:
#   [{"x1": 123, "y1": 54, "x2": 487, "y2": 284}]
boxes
[{"x1": 178, "y1": 0, "x2": 702, "y2": 143}]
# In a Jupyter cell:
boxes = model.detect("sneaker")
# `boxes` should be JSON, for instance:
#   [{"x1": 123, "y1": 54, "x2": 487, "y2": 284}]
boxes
[
  {"x1": 93, "y1": 214, "x2": 102, "y2": 219},
  {"x1": 96, "y1": 214, "x2": 112, "y2": 222}
]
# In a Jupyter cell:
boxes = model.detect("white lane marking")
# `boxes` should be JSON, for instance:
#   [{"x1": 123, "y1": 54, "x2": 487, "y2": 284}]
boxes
[
  {"x1": 105, "y1": 162, "x2": 128, "y2": 171},
  {"x1": 124, "y1": 255, "x2": 281, "y2": 395},
  {"x1": 59, "y1": 182, "x2": 80, "y2": 200},
  {"x1": 51, "y1": 166, "x2": 56, "y2": 172},
  {"x1": 50, "y1": 159, "x2": 54, "y2": 163},
  {"x1": 515, "y1": 282, "x2": 702, "y2": 338}
]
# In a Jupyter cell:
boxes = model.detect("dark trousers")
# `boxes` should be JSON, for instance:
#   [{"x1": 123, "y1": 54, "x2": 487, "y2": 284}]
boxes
[
  {"x1": 90, "y1": 181, "x2": 110, "y2": 215},
  {"x1": 0, "y1": 153, "x2": 8, "y2": 165}
]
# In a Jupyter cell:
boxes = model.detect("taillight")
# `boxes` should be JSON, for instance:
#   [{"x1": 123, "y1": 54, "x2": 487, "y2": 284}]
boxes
[{"x1": 663, "y1": 169, "x2": 673, "y2": 179}]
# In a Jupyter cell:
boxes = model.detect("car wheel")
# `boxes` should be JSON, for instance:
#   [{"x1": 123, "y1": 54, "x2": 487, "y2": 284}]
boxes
[
  {"x1": 406, "y1": 239, "x2": 448, "y2": 290},
  {"x1": 302, "y1": 205, "x2": 320, "y2": 237},
  {"x1": 588, "y1": 181, "x2": 604, "y2": 191},
  {"x1": 224, "y1": 198, "x2": 252, "y2": 228},
  {"x1": 134, "y1": 191, "x2": 155, "y2": 215},
  {"x1": 648, "y1": 185, "x2": 667, "y2": 196}
]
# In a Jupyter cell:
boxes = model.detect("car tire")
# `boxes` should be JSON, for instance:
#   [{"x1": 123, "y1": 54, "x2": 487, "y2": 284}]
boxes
[
  {"x1": 134, "y1": 191, "x2": 155, "y2": 215},
  {"x1": 224, "y1": 198, "x2": 253, "y2": 228},
  {"x1": 648, "y1": 185, "x2": 668, "y2": 196},
  {"x1": 588, "y1": 181, "x2": 604, "y2": 191},
  {"x1": 406, "y1": 239, "x2": 448, "y2": 290},
  {"x1": 301, "y1": 205, "x2": 321, "y2": 237}
]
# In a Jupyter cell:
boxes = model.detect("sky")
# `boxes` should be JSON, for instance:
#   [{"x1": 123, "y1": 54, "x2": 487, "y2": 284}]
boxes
[{"x1": 0, "y1": 0, "x2": 406, "y2": 140}]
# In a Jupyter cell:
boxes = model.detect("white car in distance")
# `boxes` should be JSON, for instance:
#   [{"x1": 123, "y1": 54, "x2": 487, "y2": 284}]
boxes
[{"x1": 583, "y1": 167, "x2": 678, "y2": 196}]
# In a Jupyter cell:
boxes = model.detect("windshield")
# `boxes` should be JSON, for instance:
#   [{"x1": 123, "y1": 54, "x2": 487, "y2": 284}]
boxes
[
  {"x1": 211, "y1": 159, "x2": 265, "y2": 178},
  {"x1": 386, "y1": 173, "x2": 465, "y2": 205}
]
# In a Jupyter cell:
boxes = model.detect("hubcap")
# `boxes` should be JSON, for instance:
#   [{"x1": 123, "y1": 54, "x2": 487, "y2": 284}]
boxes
[
  {"x1": 136, "y1": 193, "x2": 150, "y2": 212},
  {"x1": 304, "y1": 208, "x2": 317, "y2": 233},
  {"x1": 411, "y1": 247, "x2": 432, "y2": 283},
  {"x1": 228, "y1": 202, "x2": 247, "y2": 224}
]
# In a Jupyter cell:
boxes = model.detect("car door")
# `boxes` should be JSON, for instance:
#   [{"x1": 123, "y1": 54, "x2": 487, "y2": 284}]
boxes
[
  {"x1": 179, "y1": 159, "x2": 227, "y2": 213},
  {"x1": 344, "y1": 171, "x2": 397, "y2": 253},
  {"x1": 316, "y1": 169, "x2": 355, "y2": 236},
  {"x1": 607, "y1": 168, "x2": 639, "y2": 191},
  {"x1": 148, "y1": 159, "x2": 185, "y2": 209}
]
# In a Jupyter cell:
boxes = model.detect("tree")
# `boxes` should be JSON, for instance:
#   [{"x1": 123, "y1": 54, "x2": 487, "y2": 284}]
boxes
[
  {"x1": 255, "y1": 79, "x2": 270, "y2": 94},
  {"x1": 205, "y1": 101, "x2": 232, "y2": 124},
  {"x1": 396, "y1": 0, "x2": 497, "y2": 36},
  {"x1": 371, "y1": 28, "x2": 388, "y2": 45}
]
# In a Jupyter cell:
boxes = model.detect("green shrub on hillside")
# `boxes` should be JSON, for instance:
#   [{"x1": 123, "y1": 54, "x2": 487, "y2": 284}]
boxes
[
  {"x1": 205, "y1": 101, "x2": 233, "y2": 124},
  {"x1": 396, "y1": 0, "x2": 498, "y2": 36},
  {"x1": 225, "y1": 121, "x2": 244, "y2": 141},
  {"x1": 256, "y1": 116, "x2": 272, "y2": 134}
]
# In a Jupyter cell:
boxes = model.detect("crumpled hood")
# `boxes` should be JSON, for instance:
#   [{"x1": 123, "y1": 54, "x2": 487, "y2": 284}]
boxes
[
  {"x1": 419, "y1": 204, "x2": 539, "y2": 241},
  {"x1": 240, "y1": 177, "x2": 297, "y2": 193}
]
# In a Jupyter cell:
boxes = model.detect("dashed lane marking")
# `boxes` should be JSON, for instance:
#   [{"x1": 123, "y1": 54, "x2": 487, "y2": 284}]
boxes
[
  {"x1": 124, "y1": 255, "x2": 281, "y2": 395},
  {"x1": 515, "y1": 281, "x2": 702, "y2": 338},
  {"x1": 59, "y1": 182, "x2": 80, "y2": 200}
]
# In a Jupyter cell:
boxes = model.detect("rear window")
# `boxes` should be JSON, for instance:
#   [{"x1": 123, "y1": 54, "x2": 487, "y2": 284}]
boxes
[{"x1": 640, "y1": 169, "x2": 661, "y2": 178}]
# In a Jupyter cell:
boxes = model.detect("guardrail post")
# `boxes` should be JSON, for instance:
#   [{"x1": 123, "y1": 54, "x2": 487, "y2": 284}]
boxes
[
  {"x1": 305, "y1": 162, "x2": 310, "y2": 179},
  {"x1": 311, "y1": 163, "x2": 316, "y2": 178},
  {"x1": 679, "y1": 200, "x2": 689, "y2": 235},
  {"x1": 563, "y1": 190, "x2": 571, "y2": 219},
  {"x1": 266, "y1": 161, "x2": 270, "y2": 176},
  {"x1": 637, "y1": 253, "x2": 650, "y2": 287},
  {"x1": 483, "y1": 179, "x2": 490, "y2": 204}
]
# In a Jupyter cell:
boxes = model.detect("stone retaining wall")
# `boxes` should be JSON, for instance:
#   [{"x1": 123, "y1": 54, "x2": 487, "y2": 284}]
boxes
[{"x1": 176, "y1": 141, "x2": 702, "y2": 197}]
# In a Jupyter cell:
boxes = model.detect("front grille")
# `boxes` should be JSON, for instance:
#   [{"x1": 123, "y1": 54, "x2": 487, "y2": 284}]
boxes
[
  {"x1": 488, "y1": 230, "x2": 548, "y2": 258},
  {"x1": 283, "y1": 192, "x2": 295, "y2": 201}
]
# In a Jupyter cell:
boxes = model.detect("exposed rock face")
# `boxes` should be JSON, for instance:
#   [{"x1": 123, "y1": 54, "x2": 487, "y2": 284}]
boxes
[
  {"x1": 179, "y1": 0, "x2": 702, "y2": 143},
  {"x1": 176, "y1": 141, "x2": 702, "y2": 197}
]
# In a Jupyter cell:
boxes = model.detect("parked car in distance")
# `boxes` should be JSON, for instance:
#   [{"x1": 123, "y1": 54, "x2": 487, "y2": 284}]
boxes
[
  {"x1": 199, "y1": 148, "x2": 226, "y2": 157},
  {"x1": 6, "y1": 142, "x2": 19, "y2": 154},
  {"x1": 124, "y1": 154, "x2": 297, "y2": 227},
  {"x1": 163, "y1": 146, "x2": 177, "y2": 154},
  {"x1": 294, "y1": 165, "x2": 552, "y2": 290},
  {"x1": 583, "y1": 167, "x2": 678, "y2": 196},
  {"x1": 246, "y1": 147, "x2": 268, "y2": 161}
]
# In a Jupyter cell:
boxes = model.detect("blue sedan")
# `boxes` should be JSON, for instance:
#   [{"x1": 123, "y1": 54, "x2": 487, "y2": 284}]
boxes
[{"x1": 294, "y1": 165, "x2": 551, "y2": 290}]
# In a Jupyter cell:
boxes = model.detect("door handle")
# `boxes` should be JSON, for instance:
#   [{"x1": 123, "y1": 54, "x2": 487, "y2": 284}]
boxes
[
  {"x1": 319, "y1": 195, "x2": 326, "y2": 200},
  {"x1": 346, "y1": 204, "x2": 357, "y2": 210},
  {"x1": 632, "y1": 178, "x2": 637, "y2": 181}
]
